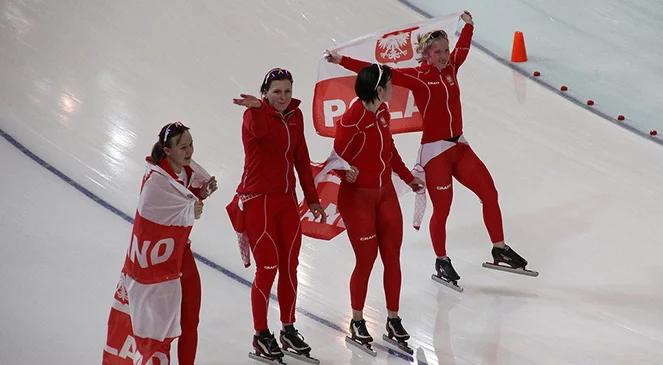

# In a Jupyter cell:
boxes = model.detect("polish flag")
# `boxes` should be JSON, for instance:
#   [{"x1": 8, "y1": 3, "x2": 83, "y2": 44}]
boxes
[
  {"x1": 312, "y1": 14, "x2": 460, "y2": 137},
  {"x1": 299, "y1": 152, "x2": 352, "y2": 240}
]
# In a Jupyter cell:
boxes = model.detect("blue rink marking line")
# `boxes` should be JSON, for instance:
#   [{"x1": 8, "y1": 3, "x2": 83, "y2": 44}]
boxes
[
  {"x1": 397, "y1": 0, "x2": 662, "y2": 147},
  {"x1": 0, "y1": 127, "x2": 422, "y2": 364}
]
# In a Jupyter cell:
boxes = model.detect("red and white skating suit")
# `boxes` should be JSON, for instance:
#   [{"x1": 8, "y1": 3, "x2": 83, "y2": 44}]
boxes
[
  {"x1": 340, "y1": 24, "x2": 504, "y2": 256},
  {"x1": 333, "y1": 100, "x2": 414, "y2": 312},
  {"x1": 237, "y1": 98, "x2": 320, "y2": 331}
]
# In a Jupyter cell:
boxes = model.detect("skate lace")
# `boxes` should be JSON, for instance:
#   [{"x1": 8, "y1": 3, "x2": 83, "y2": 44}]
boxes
[
  {"x1": 353, "y1": 319, "x2": 370, "y2": 337},
  {"x1": 438, "y1": 259, "x2": 458, "y2": 277},
  {"x1": 284, "y1": 329, "x2": 308, "y2": 348},
  {"x1": 388, "y1": 317, "x2": 407, "y2": 336},
  {"x1": 262, "y1": 333, "x2": 280, "y2": 352}
]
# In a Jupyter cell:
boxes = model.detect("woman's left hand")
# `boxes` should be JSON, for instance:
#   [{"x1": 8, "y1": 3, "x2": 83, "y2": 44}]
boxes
[
  {"x1": 200, "y1": 176, "x2": 218, "y2": 198},
  {"x1": 461, "y1": 10, "x2": 473, "y2": 25},
  {"x1": 308, "y1": 203, "x2": 328, "y2": 224}
]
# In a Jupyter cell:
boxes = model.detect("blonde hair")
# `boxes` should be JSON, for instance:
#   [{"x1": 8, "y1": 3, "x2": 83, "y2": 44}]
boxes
[{"x1": 415, "y1": 30, "x2": 448, "y2": 62}]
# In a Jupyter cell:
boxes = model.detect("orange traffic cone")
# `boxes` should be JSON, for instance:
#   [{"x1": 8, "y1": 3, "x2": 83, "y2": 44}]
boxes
[{"x1": 511, "y1": 31, "x2": 528, "y2": 62}]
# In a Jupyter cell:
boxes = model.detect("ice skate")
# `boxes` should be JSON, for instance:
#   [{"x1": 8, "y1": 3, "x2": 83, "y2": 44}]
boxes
[
  {"x1": 382, "y1": 316, "x2": 413, "y2": 355},
  {"x1": 279, "y1": 325, "x2": 319, "y2": 364},
  {"x1": 482, "y1": 245, "x2": 539, "y2": 277},
  {"x1": 249, "y1": 330, "x2": 286, "y2": 364},
  {"x1": 431, "y1": 257, "x2": 464, "y2": 292},
  {"x1": 345, "y1": 319, "x2": 377, "y2": 356}
]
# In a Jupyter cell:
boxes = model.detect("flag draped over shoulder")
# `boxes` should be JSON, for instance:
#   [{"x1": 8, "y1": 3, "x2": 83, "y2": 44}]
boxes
[
  {"x1": 312, "y1": 14, "x2": 460, "y2": 137},
  {"x1": 103, "y1": 160, "x2": 207, "y2": 365}
]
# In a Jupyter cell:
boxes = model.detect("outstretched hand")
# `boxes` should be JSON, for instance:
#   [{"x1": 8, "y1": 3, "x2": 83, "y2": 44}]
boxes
[
  {"x1": 232, "y1": 94, "x2": 262, "y2": 109},
  {"x1": 461, "y1": 10, "x2": 473, "y2": 25},
  {"x1": 324, "y1": 49, "x2": 342, "y2": 64}
]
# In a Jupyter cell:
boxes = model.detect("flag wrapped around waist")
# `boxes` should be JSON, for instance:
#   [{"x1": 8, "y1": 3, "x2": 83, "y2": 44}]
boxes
[{"x1": 313, "y1": 14, "x2": 460, "y2": 137}]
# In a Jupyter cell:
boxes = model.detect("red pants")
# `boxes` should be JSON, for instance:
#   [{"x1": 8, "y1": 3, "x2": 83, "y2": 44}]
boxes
[
  {"x1": 244, "y1": 193, "x2": 302, "y2": 331},
  {"x1": 338, "y1": 182, "x2": 403, "y2": 312},
  {"x1": 425, "y1": 143, "x2": 504, "y2": 257}
]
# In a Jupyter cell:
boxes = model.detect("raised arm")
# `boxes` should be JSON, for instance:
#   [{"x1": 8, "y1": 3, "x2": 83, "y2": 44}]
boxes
[
  {"x1": 233, "y1": 94, "x2": 270, "y2": 138},
  {"x1": 450, "y1": 12, "x2": 474, "y2": 69}
]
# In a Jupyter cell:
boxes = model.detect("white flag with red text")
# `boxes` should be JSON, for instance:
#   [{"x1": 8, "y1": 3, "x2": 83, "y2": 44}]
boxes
[{"x1": 313, "y1": 14, "x2": 460, "y2": 137}]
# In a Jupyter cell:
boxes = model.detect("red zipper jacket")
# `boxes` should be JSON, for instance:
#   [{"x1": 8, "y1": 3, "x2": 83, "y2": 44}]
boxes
[
  {"x1": 339, "y1": 24, "x2": 474, "y2": 144},
  {"x1": 334, "y1": 100, "x2": 414, "y2": 188},
  {"x1": 237, "y1": 98, "x2": 319, "y2": 204}
]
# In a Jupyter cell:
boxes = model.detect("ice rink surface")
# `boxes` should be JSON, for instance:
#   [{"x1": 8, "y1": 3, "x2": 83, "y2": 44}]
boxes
[{"x1": 1, "y1": 1, "x2": 662, "y2": 364}]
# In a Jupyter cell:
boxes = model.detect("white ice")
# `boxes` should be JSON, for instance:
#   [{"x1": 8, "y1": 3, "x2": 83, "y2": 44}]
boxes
[
  {"x1": 1, "y1": 1, "x2": 663, "y2": 365},
  {"x1": 406, "y1": 0, "x2": 663, "y2": 135}
]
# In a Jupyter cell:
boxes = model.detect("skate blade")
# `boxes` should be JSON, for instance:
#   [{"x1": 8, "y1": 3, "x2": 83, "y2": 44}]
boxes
[
  {"x1": 249, "y1": 352, "x2": 286, "y2": 364},
  {"x1": 431, "y1": 274, "x2": 464, "y2": 292},
  {"x1": 382, "y1": 334, "x2": 414, "y2": 355},
  {"x1": 345, "y1": 336, "x2": 377, "y2": 357},
  {"x1": 283, "y1": 349, "x2": 320, "y2": 364},
  {"x1": 482, "y1": 262, "x2": 539, "y2": 277}
]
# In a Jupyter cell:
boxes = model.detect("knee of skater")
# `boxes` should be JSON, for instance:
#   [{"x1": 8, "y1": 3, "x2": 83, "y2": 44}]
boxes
[
  {"x1": 480, "y1": 188, "x2": 499, "y2": 204},
  {"x1": 255, "y1": 264, "x2": 278, "y2": 278}
]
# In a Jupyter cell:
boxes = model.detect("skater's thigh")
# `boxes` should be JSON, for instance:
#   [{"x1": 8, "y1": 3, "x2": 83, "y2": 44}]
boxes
[
  {"x1": 376, "y1": 184, "x2": 403, "y2": 256},
  {"x1": 243, "y1": 195, "x2": 279, "y2": 267},
  {"x1": 338, "y1": 185, "x2": 378, "y2": 241},
  {"x1": 425, "y1": 152, "x2": 454, "y2": 207},
  {"x1": 453, "y1": 146, "x2": 497, "y2": 197},
  {"x1": 275, "y1": 195, "x2": 303, "y2": 254}
]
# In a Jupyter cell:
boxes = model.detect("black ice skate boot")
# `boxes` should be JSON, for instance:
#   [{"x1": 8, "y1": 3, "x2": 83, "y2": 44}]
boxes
[
  {"x1": 280, "y1": 325, "x2": 311, "y2": 354},
  {"x1": 345, "y1": 319, "x2": 376, "y2": 356},
  {"x1": 383, "y1": 316, "x2": 413, "y2": 355},
  {"x1": 435, "y1": 257, "x2": 461, "y2": 281},
  {"x1": 385, "y1": 316, "x2": 410, "y2": 341},
  {"x1": 250, "y1": 330, "x2": 284, "y2": 363},
  {"x1": 349, "y1": 319, "x2": 373, "y2": 344},
  {"x1": 432, "y1": 257, "x2": 463, "y2": 291},
  {"x1": 483, "y1": 245, "x2": 539, "y2": 277},
  {"x1": 491, "y1": 245, "x2": 527, "y2": 269}
]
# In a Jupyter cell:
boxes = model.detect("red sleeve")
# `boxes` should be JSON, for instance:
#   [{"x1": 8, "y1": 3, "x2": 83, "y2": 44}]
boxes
[
  {"x1": 293, "y1": 111, "x2": 320, "y2": 205},
  {"x1": 189, "y1": 187, "x2": 205, "y2": 200},
  {"x1": 242, "y1": 103, "x2": 270, "y2": 138},
  {"x1": 339, "y1": 56, "x2": 371, "y2": 73},
  {"x1": 450, "y1": 24, "x2": 474, "y2": 69},
  {"x1": 389, "y1": 139, "x2": 414, "y2": 183},
  {"x1": 340, "y1": 56, "x2": 423, "y2": 92},
  {"x1": 390, "y1": 67, "x2": 427, "y2": 91}
]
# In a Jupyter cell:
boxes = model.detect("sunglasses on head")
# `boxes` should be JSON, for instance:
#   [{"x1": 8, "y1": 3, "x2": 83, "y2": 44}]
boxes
[
  {"x1": 262, "y1": 68, "x2": 292, "y2": 88},
  {"x1": 419, "y1": 30, "x2": 448, "y2": 45},
  {"x1": 163, "y1": 121, "x2": 185, "y2": 143}
]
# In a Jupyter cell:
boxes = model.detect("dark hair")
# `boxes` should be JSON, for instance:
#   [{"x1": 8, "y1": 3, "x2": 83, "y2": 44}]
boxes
[
  {"x1": 150, "y1": 121, "x2": 190, "y2": 164},
  {"x1": 260, "y1": 68, "x2": 293, "y2": 94},
  {"x1": 354, "y1": 64, "x2": 392, "y2": 103}
]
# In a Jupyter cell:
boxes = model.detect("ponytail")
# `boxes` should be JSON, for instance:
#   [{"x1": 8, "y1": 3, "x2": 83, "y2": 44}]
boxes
[{"x1": 151, "y1": 140, "x2": 166, "y2": 164}]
